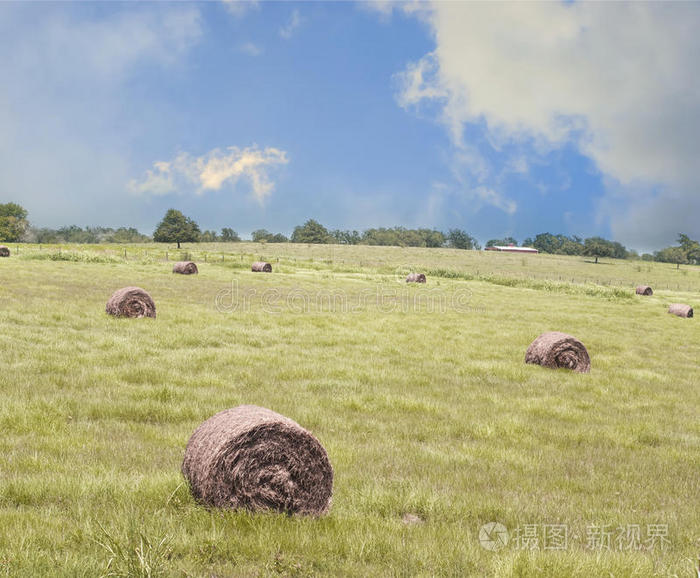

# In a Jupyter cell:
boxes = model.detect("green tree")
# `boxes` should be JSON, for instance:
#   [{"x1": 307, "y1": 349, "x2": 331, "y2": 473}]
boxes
[
  {"x1": 291, "y1": 219, "x2": 332, "y2": 244},
  {"x1": 106, "y1": 227, "x2": 150, "y2": 243},
  {"x1": 251, "y1": 229, "x2": 272, "y2": 243},
  {"x1": 330, "y1": 229, "x2": 361, "y2": 245},
  {"x1": 268, "y1": 233, "x2": 288, "y2": 243},
  {"x1": 677, "y1": 233, "x2": 700, "y2": 264},
  {"x1": 583, "y1": 236, "x2": 615, "y2": 264},
  {"x1": 485, "y1": 237, "x2": 517, "y2": 248},
  {"x1": 220, "y1": 228, "x2": 240, "y2": 242},
  {"x1": 446, "y1": 229, "x2": 479, "y2": 250},
  {"x1": 152, "y1": 209, "x2": 200, "y2": 248},
  {"x1": 0, "y1": 202, "x2": 29, "y2": 242},
  {"x1": 200, "y1": 230, "x2": 219, "y2": 243},
  {"x1": 655, "y1": 246, "x2": 688, "y2": 269}
]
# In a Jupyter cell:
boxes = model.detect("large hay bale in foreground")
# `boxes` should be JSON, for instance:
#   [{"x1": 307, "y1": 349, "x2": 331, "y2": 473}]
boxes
[
  {"x1": 182, "y1": 405, "x2": 333, "y2": 516},
  {"x1": 668, "y1": 303, "x2": 693, "y2": 318},
  {"x1": 252, "y1": 261, "x2": 272, "y2": 272},
  {"x1": 173, "y1": 261, "x2": 198, "y2": 275},
  {"x1": 636, "y1": 285, "x2": 653, "y2": 296},
  {"x1": 406, "y1": 273, "x2": 426, "y2": 283},
  {"x1": 105, "y1": 287, "x2": 156, "y2": 318},
  {"x1": 0, "y1": 246, "x2": 9, "y2": 257},
  {"x1": 525, "y1": 331, "x2": 591, "y2": 373}
]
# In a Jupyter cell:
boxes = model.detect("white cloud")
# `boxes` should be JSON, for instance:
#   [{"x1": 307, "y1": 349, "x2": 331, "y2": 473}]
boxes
[
  {"x1": 239, "y1": 42, "x2": 263, "y2": 56},
  {"x1": 279, "y1": 9, "x2": 302, "y2": 39},
  {"x1": 397, "y1": 2, "x2": 700, "y2": 247},
  {"x1": 129, "y1": 146, "x2": 289, "y2": 202},
  {"x1": 222, "y1": 0, "x2": 260, "y2": 18}
]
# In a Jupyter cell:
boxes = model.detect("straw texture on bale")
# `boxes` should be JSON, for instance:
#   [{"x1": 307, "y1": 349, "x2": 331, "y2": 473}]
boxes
[
  {"x1": 406, "y1": 273, "x2": 427, "y2": 283},
  {"x1": 182, "y1": 405, "x2": 333, "y2": 516},
  {"x1": 668, "y1": 303, "x2": 693, "y2": 318},
  {"x1": 525, "y1": 331, "x2": 591, "y2": 373},
  {"x1": 0, "y1": 246, "x2": 9, "y2": 257},
  {"x1": 105, "y1": 287, "x2": 156, "y2": 319},
  {"x1": 636, "y1": 285, "x2": 653, "y2": 296},
  {"x1": 252, "y1": 261, "x2": 272, "y2": 272},
  {"x1": 173, "y1": 261, "x2": 198, "y2": 275}
]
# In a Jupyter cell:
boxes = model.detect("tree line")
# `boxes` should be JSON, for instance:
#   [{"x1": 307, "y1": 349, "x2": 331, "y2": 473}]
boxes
[{"x1": 1, "y1": 203, "x2": 698, "y2": 264}]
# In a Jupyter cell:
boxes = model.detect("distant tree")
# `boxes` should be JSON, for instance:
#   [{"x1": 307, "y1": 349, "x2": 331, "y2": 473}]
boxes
[
  {"x1": 0, "y1": 202, "x2": 29, "y2": 242},
  {"x1": 486, "y1": 236, "x2": 517, "y2": 248},
  {"x1": 220, "y1": 228, "x2": 240, "y2": 242},
  {"x1": 57, "y1": 225, "x2": 99, "y2": 244},
  {"x1": 531, "y1": 233, "x2": 561, "y2": 254},
  {"x1": 252, "y1": 229, "x2": 272, "y2": 242},
  {"x1": 106, "y1": 227, "x2": 151, "y2": 243},
  {"x1": 583, "y1": 236, "x2": 615, "y2": 264},
  {"x1": 200, "y1": 230, "x2": 219, "y2": 243},
  {"x1": 446, "y1": 228, "x2": 479, "y2": 250},
  {"x1": 559, "y1": 239, "x2": 584, "y2": 255},
  {"x1": 330, "y1": 229, "x2": 361, "y2": 245},
  {"x1": 641, "y1": 253, "x2": 655, "y2": 261},
  {"x1": 655, "y1": 246, "x2": 688, "y2": 269},
  {"x1": 267, "y1": 233, "x2": 288, "y2": 243},
  {"x1": 153, "y1": 209, "x2": 200, "y2": 248},
  {"x1": 677, "y1": 233, "x2": 700, "y2": 264},
  {"x1": 291, "y1": 219, "x2": 332, "y2": 244}
]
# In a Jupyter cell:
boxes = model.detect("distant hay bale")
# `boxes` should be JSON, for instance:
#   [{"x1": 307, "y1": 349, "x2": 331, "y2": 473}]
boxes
[
  {"x1": 525, "y1": 331, "x2": 591, "y2": 373},
  {"x1": 182, "y1": 405, "x2": 333, "y2": 516},
  {"x1": 668, "y1": 303, "x2": 693, "y2": 318},
  {"x1": 636, "y1": 285, "x2": 653, "y2": 296},
  {"x1": 173, "y1": 261, "x2": 198, "y2": 275},
  {"x1": 0, "y1": 246, "x2": 9, "y2": 257},
  {"x1": 406, "y1": 273, "x2": 426, "y2": 283},
  {"x1": 252, "y1": 261, "x2": 272, "y2": 272},
  {"x1": 105, "y1": 287, "x2": 156, "y2": 319}
]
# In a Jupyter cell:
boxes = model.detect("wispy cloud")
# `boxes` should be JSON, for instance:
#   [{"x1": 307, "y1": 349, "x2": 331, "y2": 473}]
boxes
[
  {"x1": 279, "y1": 9, "x2": 302, "y2": 39},
  {"x1": 222, "y1": 0, "x2": 260, "y2": 18},
  {"x1": 128, "y1": 146, "x2": 289, "y2": 203},
  {"x1": 239, "y1": 41, "x2": 262, "y2": 56}
]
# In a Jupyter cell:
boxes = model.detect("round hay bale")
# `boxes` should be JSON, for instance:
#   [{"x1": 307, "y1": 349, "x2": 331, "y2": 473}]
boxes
[
  {"x1": 182, "y1": 405, "x2": 333, "y2": 516},
  {"x1": 406, "y1": 273, "x2": 426, "y2": 283},
  {"x1": 668, "y1": 303, "x2": 693, "y2": 318},
  {"x1": 105, "y1": 287, "x2": 156, "y2": 319},
  {"x1": 525, "y1": 331, "x2": 590, "y2": 373},
  {"x1": 252, "y1": 261, "x2": 272, "y2": 273},
  {"x1": 636, "y1": 285, "x2": 653, "y2": 296},
  {"x1": 173, "y1": 261, "x2": 198, "y2": 275},
  {"x1": 0, "y1": 246, "x2": 9, "y2": 257}
]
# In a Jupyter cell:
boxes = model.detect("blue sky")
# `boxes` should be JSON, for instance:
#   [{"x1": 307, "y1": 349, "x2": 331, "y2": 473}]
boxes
[{"x1": 1, "y1": 1, "x2": 699, "y2": 251}]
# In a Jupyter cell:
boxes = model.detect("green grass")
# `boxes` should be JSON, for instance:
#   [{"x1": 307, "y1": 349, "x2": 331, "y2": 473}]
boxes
[{"x1": 0, "y1": 244, "x2": 698, "y2": 577}]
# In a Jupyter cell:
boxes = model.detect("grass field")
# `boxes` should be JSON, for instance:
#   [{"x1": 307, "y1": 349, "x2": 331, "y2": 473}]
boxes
[{"x1": 1, "y1": 243, "x2": 698, "y2": 577}]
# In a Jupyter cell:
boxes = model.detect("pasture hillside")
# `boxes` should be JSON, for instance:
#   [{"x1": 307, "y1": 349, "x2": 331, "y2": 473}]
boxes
[{"x1": 0, "y1": 244, "x2": 698, "y2": 576}]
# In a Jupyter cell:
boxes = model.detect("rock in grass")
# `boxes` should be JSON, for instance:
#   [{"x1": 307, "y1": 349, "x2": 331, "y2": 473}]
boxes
[
  {"x1": 182, "y1": 405, "x2": 333, "y2": 516},
  {"x1": 105, "y1": 287, "x2": 156, "y2": 319},
  {"x1": 635, "y1": 285, "x2": 653, "y2": 296},
  {"x1": 525, "y1": 331, "x2": 591, "y2": 373},
  {"x1": 0, "y1": 245, "x2": 9, "y2": 257}
]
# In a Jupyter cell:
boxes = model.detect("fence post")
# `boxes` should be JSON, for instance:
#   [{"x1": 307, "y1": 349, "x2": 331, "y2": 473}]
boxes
[{"x1": 165, "y1": 251, "x2": 168, "y2": 261}]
